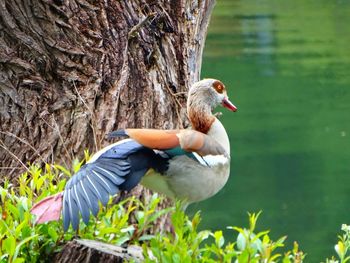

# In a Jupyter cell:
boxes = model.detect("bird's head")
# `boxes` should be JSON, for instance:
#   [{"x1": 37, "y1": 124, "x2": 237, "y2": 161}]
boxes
[{"x1": 187, "y1": 79, "x2": 237, "y2": 113}]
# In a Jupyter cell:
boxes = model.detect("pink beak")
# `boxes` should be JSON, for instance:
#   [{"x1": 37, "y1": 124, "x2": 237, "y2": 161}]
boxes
[{"x1": 222, "y1": 97, "x2": 237, "y2": 112}]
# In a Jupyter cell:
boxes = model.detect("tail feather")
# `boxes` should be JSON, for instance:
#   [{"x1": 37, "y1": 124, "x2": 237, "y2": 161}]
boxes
[{"x1": 30, "y1": 192, "x2": 63, "y2": 224}]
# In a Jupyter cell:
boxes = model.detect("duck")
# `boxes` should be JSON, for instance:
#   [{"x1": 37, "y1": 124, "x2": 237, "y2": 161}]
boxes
[{"x1": 30, "y1": 78, "x2": 237, "y2": 231}]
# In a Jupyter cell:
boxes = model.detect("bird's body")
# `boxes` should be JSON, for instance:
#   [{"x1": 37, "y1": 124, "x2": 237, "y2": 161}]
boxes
[
  {"x1": 142, "y1": 118, "x2": 231, "y2": 203},
  {"x1": 31, "y1": 79, "x2": 237, "y2": 231}
]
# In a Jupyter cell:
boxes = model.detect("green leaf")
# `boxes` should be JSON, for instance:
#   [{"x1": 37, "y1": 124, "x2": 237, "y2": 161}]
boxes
[
  {"x1": 282, "y1": 255, "x2": 292, "y2": 263},
  {"x1": 214, "y1": 231, "x2": 225, "y2": 248},
  {"x1": 139, "y1": 234, "x2": 155, "y2": 241},
  {"x1": 99, "y1": 227, "x2": 121, "y2": 235},
  {"x1": 121, "y1": 225, "x2": 135, "y2": 234},
  {"x1": 35, "y1": 177, "x2": 45, "y2": 192},
  {"x1": 0, "y1": 187, "x2": 7, "y2": 204},
  {"x1": 115, "y1": 236, "x2": 130, "y2": 246},
  {"x1": 54, "y1": 164, "x2": 71, "y2": 176},
  {"x1": 229, "y1": 226, "x2": 245, "y2": 235},
  {"x1": 84, "y1": 150, "x2": 91, "y2": 162},
  {"x1": 21, "y1": 225, "x2": 31, "y2": 240},
  {"x1": 7, "y1": 203, "x2": 20, "y2": 219},
  {"x1": 13, "y1": 234, "x2": 38, "y2": 260},
  {"x1": 2, "y1": 236, "x2": 16, "y2": 256},
  {"x1": 172, "y1": 253, "x2": 181, "y2": 262},
  {"x1": 57, "y1": 179, "x2": 67, "y2": 191},
  {"x1": 293, "y1": 241, "x2": 299, "y2": 254},
  {"x1": 15, "y1": 219, "x2": 28, "y2": 238},
  {"x1": 254, "y1": 230, "x2": 270, "y2": 240},
  {"x1": 72, "y1": 158, "x2": 85, "y2": 173},
  {"x1": 237, "y1": 249, "x2": 250, "y2": 263},
  {"x1": 197, "y1": 230, "x2": 211, "y2": 242},
  {"x1": 270, "y1": 253, "x2": 282, "y2": 261},
  {"x1": 236, "y1": 232, "x2": 246, "y2": 251},
  {"x1": 0, "y1": 219, "x2": 11, "y2": 234},
  {"x1": 48, "y1": 226, "x2": 59, "y2": 242},
  {"x1": 13, "y1": 258, "x2": 25, "y2": 263},
  {"x1": 135, "y1": 211, "x2": 145, "y2": 225},
  {"x1": 275, "y1": 236, "x2": 287, "y2": 247},
  {"x1": 248, "y1": 211, "x2": 262, "y2": 232}
]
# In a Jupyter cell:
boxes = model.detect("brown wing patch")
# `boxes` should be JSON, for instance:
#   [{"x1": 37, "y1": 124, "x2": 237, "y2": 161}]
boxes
[
  {"x1": 178, "y1": 130, "x2": 227, "y2": 156},
  {"x1": 126, "y1": 129, "x2": 180, "y2": 149},
  {"x1": 213, "y1": 80, "x2": 225, "y2": 94},
  {"x1": 178, "y1": 130, "x2": 205, "y2": 152}
]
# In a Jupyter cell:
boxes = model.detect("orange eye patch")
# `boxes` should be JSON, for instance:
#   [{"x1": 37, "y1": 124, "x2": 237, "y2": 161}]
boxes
[{"x1": 213, "y1": 80, "x2": 225, "y2": 94}]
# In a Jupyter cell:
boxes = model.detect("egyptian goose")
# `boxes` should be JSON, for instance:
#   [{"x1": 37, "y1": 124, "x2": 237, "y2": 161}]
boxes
[{"x1": 31, "y1": 79, "x2": 237, "y2": 231}]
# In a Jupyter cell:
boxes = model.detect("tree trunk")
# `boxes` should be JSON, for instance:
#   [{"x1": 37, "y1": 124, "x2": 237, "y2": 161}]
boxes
[
  {"x1": 53, "y1": 239, "x2": 144, "y2": 263},
  {"x1": 0, "y1": 0, "x2": 214, "y2": 238},
  {"x1": 0, "y1": 0, "x2": 215, "y2": 180}
]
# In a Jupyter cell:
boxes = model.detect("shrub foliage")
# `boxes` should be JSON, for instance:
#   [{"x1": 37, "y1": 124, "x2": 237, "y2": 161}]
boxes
[{"x1": 0, "y1": 160, "x2": 349, "y2": 262}]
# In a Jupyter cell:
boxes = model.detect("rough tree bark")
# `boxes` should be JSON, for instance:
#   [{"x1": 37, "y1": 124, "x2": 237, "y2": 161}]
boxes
[
  {"x1": 0, "y1": 0, "x2": 215, "y2": 180},
  {"x1": 53, "y1": 240, "x2": 144, "y2": 262}
]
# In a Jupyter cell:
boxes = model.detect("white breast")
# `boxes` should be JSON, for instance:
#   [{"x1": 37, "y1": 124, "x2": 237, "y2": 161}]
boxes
[
  {"x1": 164, "y1": 156, "x2": 230, "y2": 203},
  {"x1": 207, "y1": 118, "x2": 230, "y2": 156}
]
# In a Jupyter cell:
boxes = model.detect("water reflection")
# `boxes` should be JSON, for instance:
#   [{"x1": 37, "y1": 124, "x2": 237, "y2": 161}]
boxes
[
  {"x1": 192, "y1": 0, "x2": 350, "y2": 261},
  {"x1": 240, "y1": 14, "x2": 276, "y2": 75}
]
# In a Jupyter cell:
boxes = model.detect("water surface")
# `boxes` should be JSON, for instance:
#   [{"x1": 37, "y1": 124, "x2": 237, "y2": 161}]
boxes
[{"x1": 192, "y1": 1, "x2": 350, "y2": 261}]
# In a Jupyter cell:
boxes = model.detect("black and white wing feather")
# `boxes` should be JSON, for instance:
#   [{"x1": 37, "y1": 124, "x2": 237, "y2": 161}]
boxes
[{"x1": 62, "y1": 140, "x2": 168, "y2": 231}]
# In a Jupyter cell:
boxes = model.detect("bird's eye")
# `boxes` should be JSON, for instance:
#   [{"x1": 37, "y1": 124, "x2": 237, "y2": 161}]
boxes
[{"x1": 213, "y1": 81, "x2": 224, "y2": 94}]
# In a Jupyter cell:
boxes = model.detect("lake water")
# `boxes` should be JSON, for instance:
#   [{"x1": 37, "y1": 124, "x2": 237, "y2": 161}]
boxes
[{"x1": 192, "y1": 0, "x2": 350, "y2": 261}]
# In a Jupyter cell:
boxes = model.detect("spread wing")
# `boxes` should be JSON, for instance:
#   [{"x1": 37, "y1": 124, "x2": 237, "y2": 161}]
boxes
[{"x1": 62, "y1": 140, "x2": 164, "y2": 231}]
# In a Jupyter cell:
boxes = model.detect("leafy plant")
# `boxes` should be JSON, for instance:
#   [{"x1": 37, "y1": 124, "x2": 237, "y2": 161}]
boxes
[
  {"x1": 0, "y1": 163, "x2": 67, "y2": 263},
  {"x1": 144, "y1": 208, "x2": 305, "y2": 262},
  {"x1": 0, "y1": 160, "x2": 349, "y2": 263},
  {"x1": 0, "y1": 160, "x2": 170, "y2": 262},
  {"x1": 324, "y1": 224, "x2": 350, "y2": 263}
]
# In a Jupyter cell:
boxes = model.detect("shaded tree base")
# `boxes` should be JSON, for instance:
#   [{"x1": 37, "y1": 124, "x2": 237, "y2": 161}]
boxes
[{"x1": 54, "y1": 239, "x2": 144, "y2": 263}]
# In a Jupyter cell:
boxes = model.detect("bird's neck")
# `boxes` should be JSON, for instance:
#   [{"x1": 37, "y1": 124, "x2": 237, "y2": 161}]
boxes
[
  {"x1": 207, "y1": 118, "x2": 230, "y2": 155},
  {"x1": 188, "y1": 105, "x2": 215, "y2": 134},
  {"x1": 188, "y1": 103, "x2": 230, "y2": 155}
]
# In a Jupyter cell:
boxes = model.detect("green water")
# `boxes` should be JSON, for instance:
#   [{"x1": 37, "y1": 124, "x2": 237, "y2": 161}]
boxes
[{"x1": 194, "y1": 0, "x2": 350, "y2": 261}]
